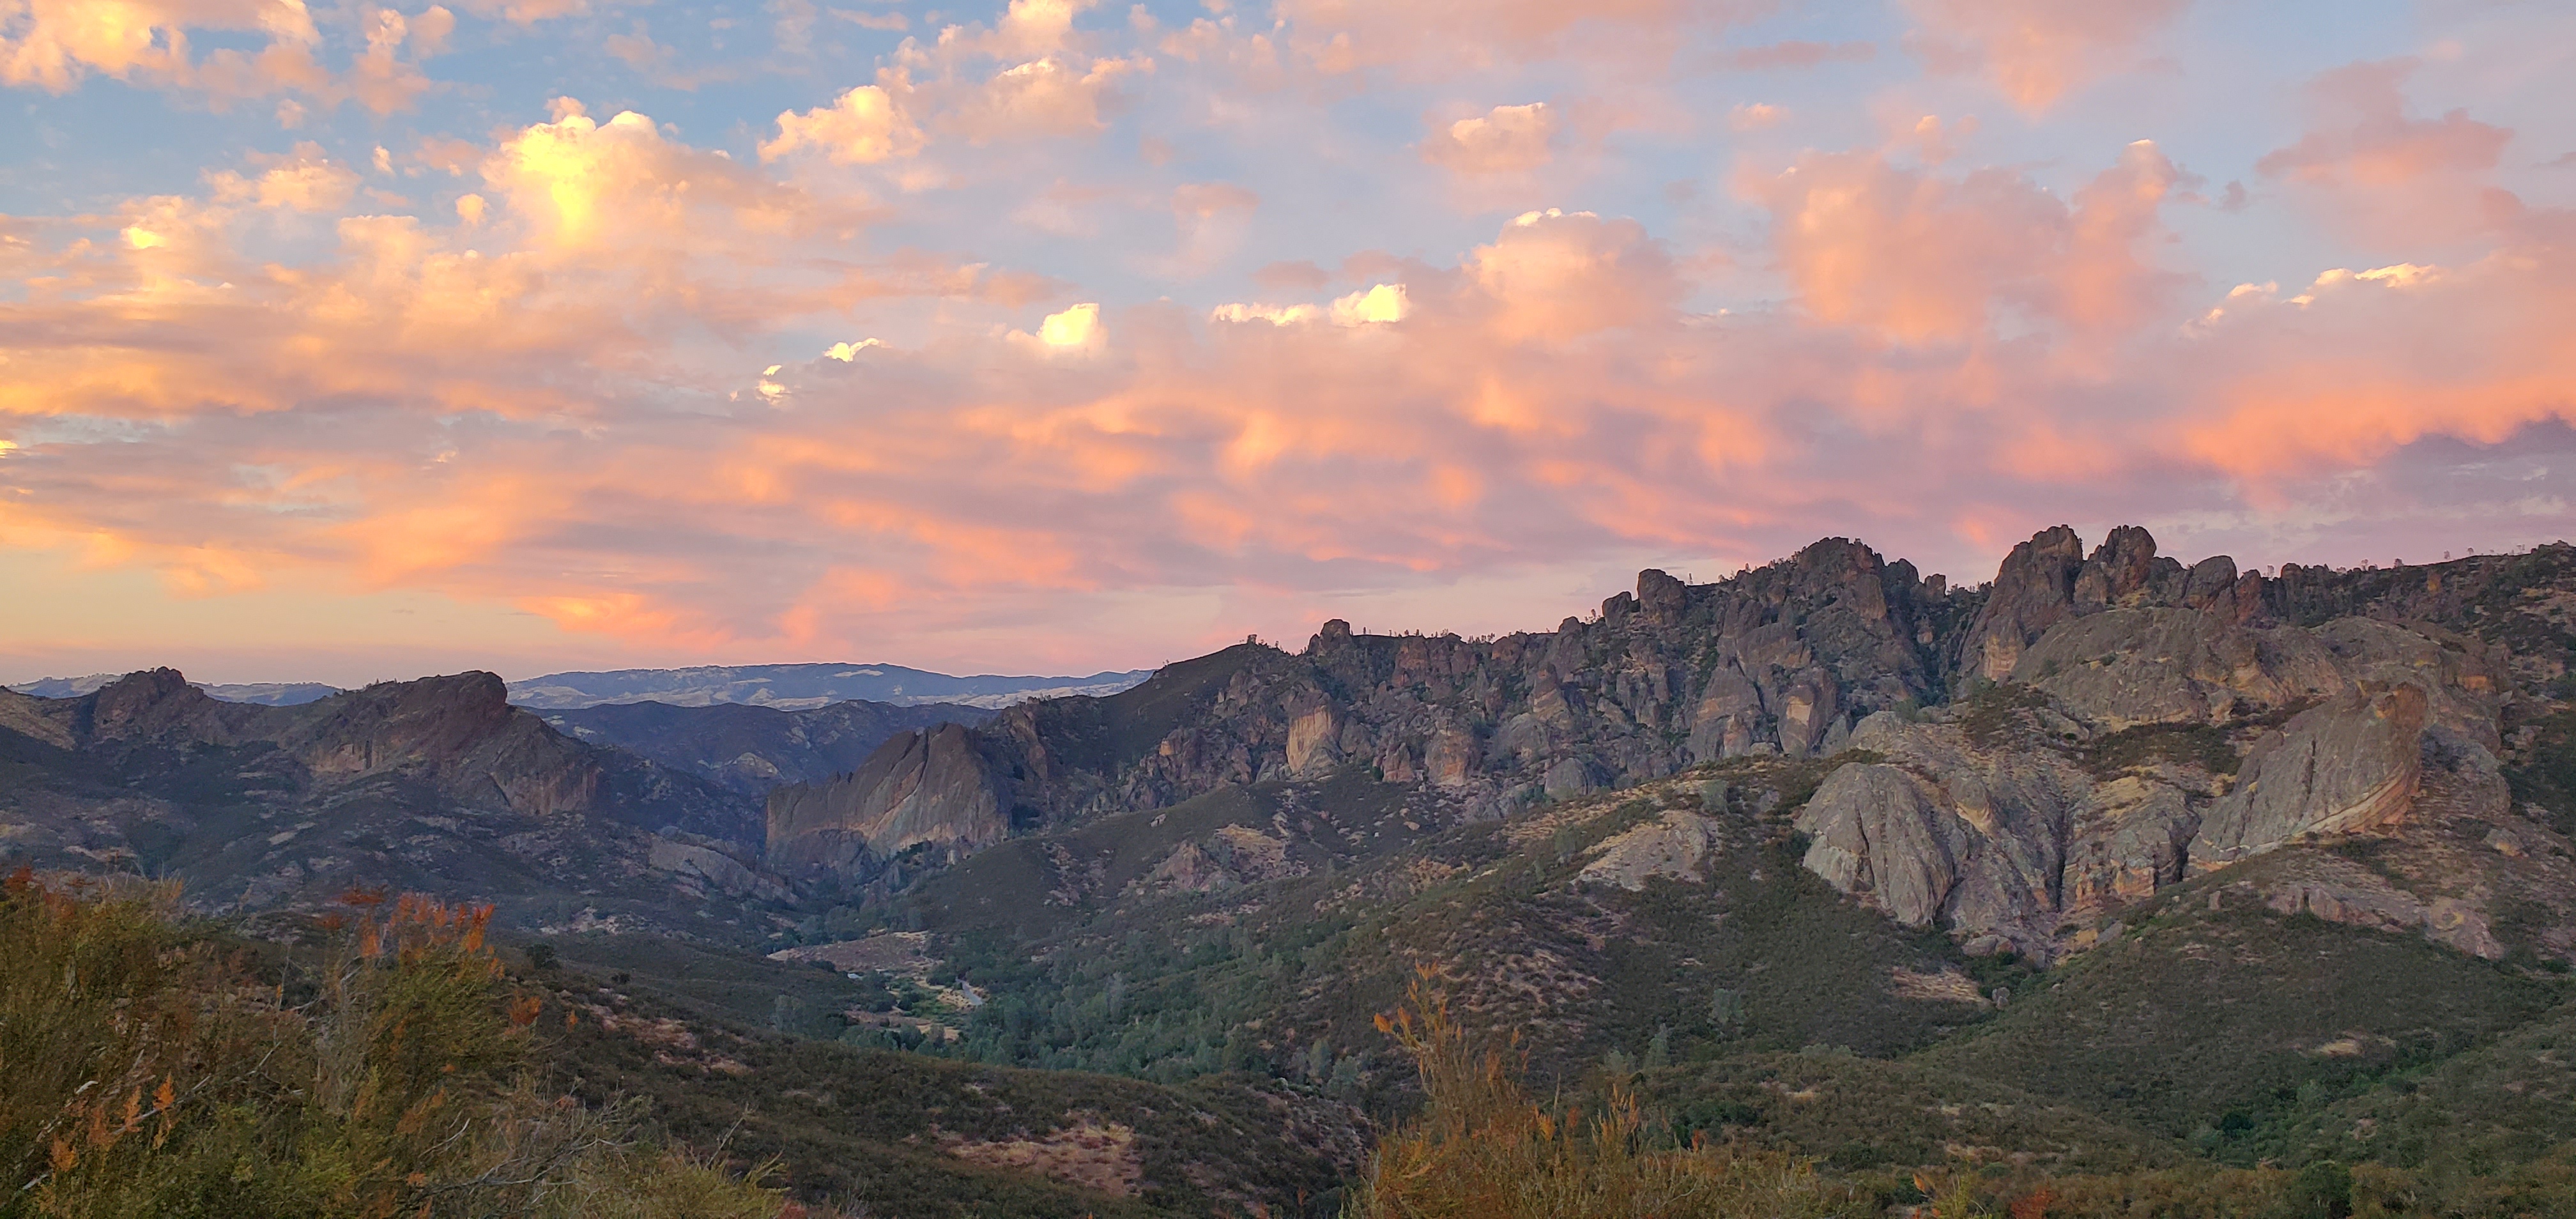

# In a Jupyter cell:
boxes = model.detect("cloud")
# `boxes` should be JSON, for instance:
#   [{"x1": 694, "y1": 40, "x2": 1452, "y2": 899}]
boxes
[
  {"x1": 1271, "y1": 0, "x2": 1755, "y2": 77},
  {"x1": 762, "y1": 84, "x2": 926, "y2": 164},
  {"x1": 1729, "y1": 103, "x2": 1784, "y2": 131},
  {"x1": 2257, "y1": 59, "x2": 2520, "y2": 245},
  {"x1": 1717, "y1": 39, "x2": 1873, "y2": 70},
  {"x1": 1749, "y1": 140, "x2": 2185, "y2": 345},
  {"x1": 1469, "y1": 210, "x2": 1678, "y2": 344},
  {"x1": 0, "y1": 0, "x2": 316, "y2": 91},
  {"x1": 1903, "y1": 0, "x2": 2187, "y2": 112},
  {"x1": 0, "y1": 0, "x2": 447, "y2": 113},
  {"x1": 936, "y1": 54, "x2": 1140, "y2": 141},
  {"x1": 206, "y1": 143, "x2": 360, "y2": 211},
  {"x1": 1421, "y1": 102, "x2": 1558, "y2": 176}
]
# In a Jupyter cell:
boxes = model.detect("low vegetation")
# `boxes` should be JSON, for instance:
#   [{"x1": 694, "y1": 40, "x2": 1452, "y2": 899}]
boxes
[
  {"x1": 1342, "y1": 969, "x2": 1869, "y2": 1219},
  {"x1": 0, "y1": 869, "x2": 781, "y2": 1219}
]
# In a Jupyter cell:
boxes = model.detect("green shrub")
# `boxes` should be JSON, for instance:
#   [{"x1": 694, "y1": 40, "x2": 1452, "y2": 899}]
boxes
[{"x1": 0, "y1": 869, "x2": 782, "y2": 1219}]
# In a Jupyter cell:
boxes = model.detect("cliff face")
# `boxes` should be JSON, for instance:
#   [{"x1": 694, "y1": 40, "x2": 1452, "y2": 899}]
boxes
[
  {"x1": 764, "y1": 526, "x2": 2576, "y2": 967},
  {"x1": 763, "y1": 723, "x2": 1011, "y2": 875},
  {"x1": 758, "y1": 536, "x2": 1971, "y2": 878},
  {"x1": 1788, "y1": 537, "x2": 2540, "y2": 962}
]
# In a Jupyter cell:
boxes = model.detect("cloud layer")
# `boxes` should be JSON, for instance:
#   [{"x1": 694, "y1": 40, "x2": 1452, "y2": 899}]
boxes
[{"x1": 1, "y1": 0, "x2": 2572, "y2": 680}]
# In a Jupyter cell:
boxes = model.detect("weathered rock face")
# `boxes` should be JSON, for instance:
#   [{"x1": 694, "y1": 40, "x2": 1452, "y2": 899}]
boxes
[
  {"x1": 1577, "y1": 810, "x2": 1722, "y2": 890},
  {"x1": 1772, "y1": 523, "x2": 2543, "y2": 960},
  {"x1": 1958, "y1": 526, "x2": 2089, "y2": 684},
  {"x1": 2061, "y1": 778, "x2": 2196, "y2": 917},
  {"x1": 2189, "y1": 686, "x2": 2429, "y2": 867},
  {"x1": 2018, "y1": 608, "x2": 2345, "y2": 727},
  {"x1": 764, "y1": 723, "x2": 1010, "y2": 874},
  {"x1": 1795, "y1": 764, "x2": 1969, "y2": 927}
]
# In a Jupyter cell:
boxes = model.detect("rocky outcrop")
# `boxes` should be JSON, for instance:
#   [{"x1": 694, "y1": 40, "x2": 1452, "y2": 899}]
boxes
[
  {"x1": 1780, "y1": 525, "x2": 2532, "y2": 960},
  {"x1": 764, "y1": 723, "x2": 1011, "y2": 874},
  {"x1": 1577, "y1": 810, "x2": 1721, "y2": 890},
  {"x1": 2189, "y1": 686, "x2": 2429, "y2": 867},
  {"x1": 1796, "y1": 764, "x2": 1970, "y2": 928},
  {"x1": 649, "y1": 836, "x2": 792, "y2": 901},
  {"x1": 1957, "y1": 526, "x2": 2089, "y2": 684},
  {"x1": 2061, "y1": 778, "x2": 2196, "y2": 917},
  {"x1": 0, "y1": 669, "x2": 763, "y2": 924},
  {"x1": 2018, "y1": 608, "x2": 2344, "y2": 726}
]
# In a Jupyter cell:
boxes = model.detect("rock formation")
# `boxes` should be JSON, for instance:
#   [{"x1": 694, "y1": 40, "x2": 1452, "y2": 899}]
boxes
[{"x1": 764, "y1": 723, "x2": 1012, "y2": 875}]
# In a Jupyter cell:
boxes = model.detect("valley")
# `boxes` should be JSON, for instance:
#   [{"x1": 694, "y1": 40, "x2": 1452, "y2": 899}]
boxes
[{"x1": 12, "y1": 526, "x2": 2576, "y2": 1216}]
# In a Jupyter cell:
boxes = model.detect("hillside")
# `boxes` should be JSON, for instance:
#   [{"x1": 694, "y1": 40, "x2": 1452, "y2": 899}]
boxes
[
  {"x1": 0, "y1": 670, "x2": 780, "y2": 935},
  {"x1": 540, "y1": 698, "x2": 995, "y2": 794},
  {"x1": 20, "y1": 526, "x2": 2576, "y2": 1211},
  {"x1": 505, "y1": 663, "x2": 1154, "y2": 710}
]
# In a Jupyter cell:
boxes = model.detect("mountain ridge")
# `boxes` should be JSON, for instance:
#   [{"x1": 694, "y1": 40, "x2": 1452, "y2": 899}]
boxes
[{"x1": 507, "y1": 662, "x2": 1156, "y2": 710}]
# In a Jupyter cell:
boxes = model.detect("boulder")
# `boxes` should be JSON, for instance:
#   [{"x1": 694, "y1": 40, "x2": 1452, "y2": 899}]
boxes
[
  {"x1": 2061, "y1": 778, "x2": 2197, "y2": 916},
  {"x1": 1795, "y1": 763, "x2": 1969, "y2": 927},
  {"x1": 2189, "y1": 685, "x2": 2428, "y2": 867},
  {"x1": 1577, "y1": 811, "x2": 1721, "y2": 890}
]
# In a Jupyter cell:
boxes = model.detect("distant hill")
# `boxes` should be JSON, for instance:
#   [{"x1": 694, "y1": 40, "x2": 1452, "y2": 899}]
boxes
[
  {"x1": 541, "y1": 698, "x2": 997, "y2": 794},
  {"x1": 0, "y1": 668, "x2": 771, "y2": 932},
  {"x1": 505, "y1": 663, "x2": 1153, "y2": 710},
  {"x1": 8, "y1": 673, "x2": 342, "y2": 705}
]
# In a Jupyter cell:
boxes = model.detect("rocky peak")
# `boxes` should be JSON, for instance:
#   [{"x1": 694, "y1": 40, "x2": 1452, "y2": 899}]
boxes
[
  {"x1": 1959, "y1": 525, "x2": 2087, "y2": 683},
  {"x1": 1636, "y1": 569, "x2": 1688, "y2": 625},
  {"x1": 80, "y1": 668, "x2": 238, "y2": 744},
  {"x1": 2074, "y1": 525, "x2": 2169, "y2": 610},
  {"x1": 764, "y1": 721, "x2": 1011, "y2": 876}
]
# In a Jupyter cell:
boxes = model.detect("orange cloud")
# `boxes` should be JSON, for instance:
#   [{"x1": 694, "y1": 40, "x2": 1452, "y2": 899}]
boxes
[
  {"x1": 1469, "y1": 210, "x2": 1679, "y2": 343},
  {"x1": 1751, "y1": 141, "x2": 2184, "y2": 345},
  {"x1": 0, "y1": 0, "x2": 446, "y2": 113},
  {"x1": 764, "y1": 84, "x2": 926, "y2": 165},
  {"x1": 2178, "y1": 253, "x2": 2576, "y2": 477},
  {"x1": 2257, "y1": 59, "x2": 2520, "y2": 245},
  {"x1": 1903, "y1": 0, "x2": 2186, "y2": 112},
  {"x1": 1422, "y1": 102, "x2": 1558, "y2": 176}
]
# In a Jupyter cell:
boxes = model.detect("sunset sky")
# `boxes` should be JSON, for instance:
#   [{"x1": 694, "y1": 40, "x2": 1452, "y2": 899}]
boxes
[{"x1": 3, "y1": 0, "x2": 2573, "y2": 686}]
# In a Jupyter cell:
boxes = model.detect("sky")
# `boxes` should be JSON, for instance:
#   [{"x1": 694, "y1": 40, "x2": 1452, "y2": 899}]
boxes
[{"x1": 1, "y1": 0, "x2": 2573, "y2": 686}]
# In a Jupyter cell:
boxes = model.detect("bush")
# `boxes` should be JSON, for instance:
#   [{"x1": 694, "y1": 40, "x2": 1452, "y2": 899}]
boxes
[
  {"x1": 1340, "y1": 967, "x2": 1870, "y2": 1219},
  {"x1": 0, "y1": 868, "x2": 783, "y2": 1219}
]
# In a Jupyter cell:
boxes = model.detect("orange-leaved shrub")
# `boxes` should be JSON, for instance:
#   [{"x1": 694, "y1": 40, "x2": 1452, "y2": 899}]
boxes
[
  {"x1": 0, "y1": 868, "x2": 782, "y2": 1219},
  {"x1": 1342, "y1": 966, "x2": 1872, "y2": 1219}
]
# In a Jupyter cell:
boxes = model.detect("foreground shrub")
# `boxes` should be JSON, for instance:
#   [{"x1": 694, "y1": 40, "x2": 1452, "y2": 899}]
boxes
[
  {"x1": 1342, "y1": 967, "x2": 1870, "y2": 1219},
  {"x1": 0, "y1": 870, "x2": 782, "y2": 1219}
]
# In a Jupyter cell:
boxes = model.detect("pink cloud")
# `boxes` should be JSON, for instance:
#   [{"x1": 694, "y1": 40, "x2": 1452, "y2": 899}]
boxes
[
  {"x1": 3, "y1": 102, "x2": 2573, "y2": 673},
  {"x1": 1421, "y1": 102, "x2": 1560, "y2": 177},
  {"x1": 1, "y1": 0, "x2": 449, "y2": 114},
  {"x1": 1903, "y1": 0, "x2": 2187, "y2": 112},
  {"x1": 1749, "y1": 140, "x2": 2185, "y2": 345},
  {"x1": 2257, "y1": 59, "x2": 2520, "y2": 245}
]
